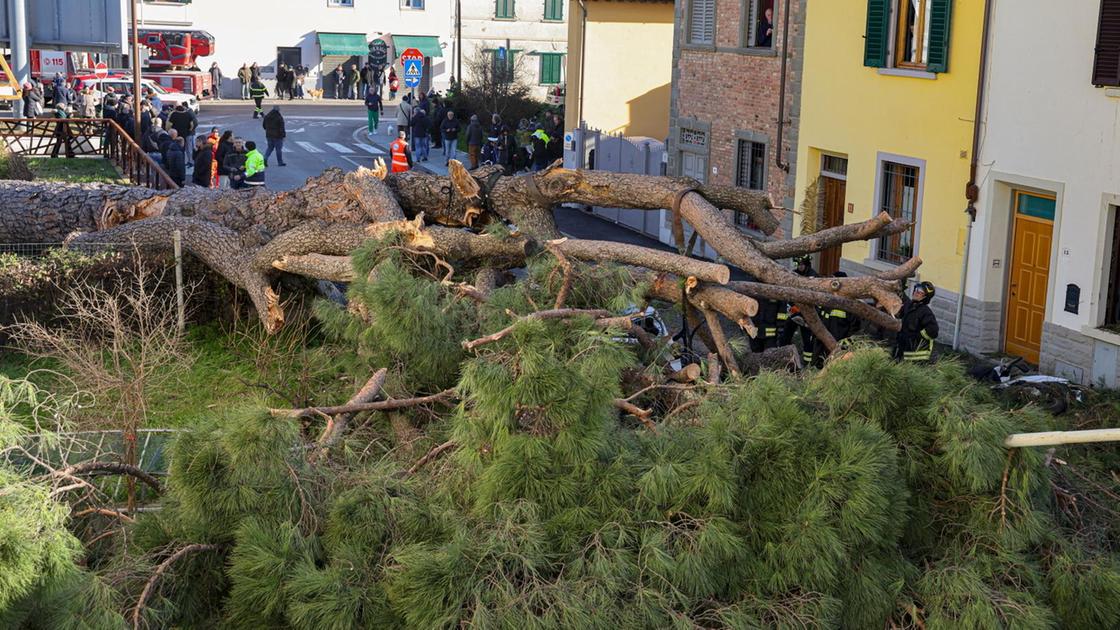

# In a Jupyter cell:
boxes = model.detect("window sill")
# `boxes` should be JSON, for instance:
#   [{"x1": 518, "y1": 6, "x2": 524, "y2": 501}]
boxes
[
  {"x1": 1104, "y1": 88, "x2": 1120, "y2": 98},
  {"x1": 877, "y1": 68, "x2": 937, "y2": 80},
  {"x1": 542, "y1": 18, "x2": 564, "y2": 23},
  {"x1": 860, "y1": 256, "x2": 909, "y2": 274},
  {"x1": 718, "y1": 46, "x2": 778, "y2": 57},
  {"x1": 682, "y1": 42, "x2": 717, "y2": 52},
  {"x1": 1080, "y1": 325, "x2": 1120, "y2": 347},
  {"x1": 494, "y1": 16, "x2": 516, "y2": 21}
]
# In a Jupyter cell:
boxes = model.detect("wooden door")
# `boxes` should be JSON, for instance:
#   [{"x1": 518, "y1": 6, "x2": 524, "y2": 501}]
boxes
[
  {"x1": 819, "y1": 176, "x2": 846, "y2": 275},
  {"x1": 1004, "y1": 192, "x2": 1055, "y2": 365}
]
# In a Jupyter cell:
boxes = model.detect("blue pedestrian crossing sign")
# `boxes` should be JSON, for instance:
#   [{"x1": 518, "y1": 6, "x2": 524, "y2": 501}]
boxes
[{"x1": 400, "y1": 47, "x2": 424, "y2": 89}]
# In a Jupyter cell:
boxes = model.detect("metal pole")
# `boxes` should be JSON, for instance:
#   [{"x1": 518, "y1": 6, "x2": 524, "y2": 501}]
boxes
[
  {"x1": 456, "y1": 0, "x2": 462, "y2": 89},
  {"x1": 173, "y1": 229, "x2": 185, "y2": 332},
  {"x1": 130, "y1": 0, "x2": 142, "y2": 143},
  {"x1": 10, "y1": 0, "x2": 29, "y2": 118}
]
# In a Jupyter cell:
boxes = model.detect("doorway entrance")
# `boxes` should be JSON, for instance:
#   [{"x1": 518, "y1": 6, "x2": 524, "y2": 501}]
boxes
[
  {"x1": 818, "y1": 154, "x2": 848, "y2": 275},
  {"x1": 1004, "y1": 191, "x2": 1056, "y2": 364}
]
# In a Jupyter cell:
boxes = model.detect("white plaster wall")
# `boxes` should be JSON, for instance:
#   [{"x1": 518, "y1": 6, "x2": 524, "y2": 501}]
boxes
[
  {"x1": 457, "y1": 0, "x2": 567, "y2": 97},
  {"x1": 970, "y1": 0, "x2": 1120, "y2": 333},
  {"x1": 137, "y1": 0, "x2": 452, "y2": 91}
]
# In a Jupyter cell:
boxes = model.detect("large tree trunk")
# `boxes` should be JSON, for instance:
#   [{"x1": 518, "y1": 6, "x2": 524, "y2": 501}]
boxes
[{"x1": 0, "y1": 161, "x2": 919, "y2": 358}]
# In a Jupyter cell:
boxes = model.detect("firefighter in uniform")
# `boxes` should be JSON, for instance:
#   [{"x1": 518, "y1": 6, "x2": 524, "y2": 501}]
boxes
[
  {"x1": 389, "y1": 130, "x2": 413, "y2": 173},
  {"x1": 814, "y1": 271, "x2": 861, "y2": 367},
  {"x1": 778, "y1": 256, "x2": 819, "y2": 364},
  {"x1": 750, "y1": 298, "x2": 782, "y2": 353},
  {"x1": 893, "y1": 281, "x2": 939, "y2": 362},
  {"x1": 249, "y1": 79, "x2": 269, "y2": 119}
]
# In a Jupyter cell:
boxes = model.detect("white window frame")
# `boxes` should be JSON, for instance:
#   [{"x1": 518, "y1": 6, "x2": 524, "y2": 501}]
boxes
[{"x1": 869, "y1": 152, "x2": 925, "y2": 268}]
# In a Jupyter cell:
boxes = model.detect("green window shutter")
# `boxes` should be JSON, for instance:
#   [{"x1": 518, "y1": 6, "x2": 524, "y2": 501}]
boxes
[
  {"x1": 496, "y1": 0, "x2": 514, "y2": 18},
  {"x1": 863, "y1": 0, "x2": 890, "y2": 68},
  {"x1": 544, "y1": 0, "x2": 563, "y2": 21},
  {"x1": 926, "y1": 0, "x2": 954, "y2": 73},
  {"x1": 539, "y1": 54, "x2": 562, "y2": 84}
]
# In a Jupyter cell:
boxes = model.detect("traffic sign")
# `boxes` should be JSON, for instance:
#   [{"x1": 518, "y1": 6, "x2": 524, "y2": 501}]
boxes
[
  {"x1": 94, "y1": 62, "x2": 109, "y2": 79},
  {"x1": 400, "y1": 47, "x2": 424, "y2": 89}
]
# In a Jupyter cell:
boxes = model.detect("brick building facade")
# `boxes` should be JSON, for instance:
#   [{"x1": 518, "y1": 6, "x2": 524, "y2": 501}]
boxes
[{"x1": 667, "y1": 0, "x2": 806, "y2": 240}]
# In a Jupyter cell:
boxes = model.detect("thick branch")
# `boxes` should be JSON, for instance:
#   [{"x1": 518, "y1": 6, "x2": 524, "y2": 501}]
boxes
[
  {"x1": 701, "y1": 309, "x2": 741, "y2": 378},
  {"x1": 315, "y1": 369, "x2": 387, "y2": 451},
  {"x1": 728, "y1": 281, "x2": 901, "y2": 333},
  {"x1": 796, "y1": 303, "x2": 837, "y2": 354},
  {"x1": 403, "y1": 440, "x2": 459, "y2": 476},
  {"x1": 551, "y1": 237, "x2": 731, "y2": 285},
  {"x1": 754, "y1": 212, "x2": 910, "y2": 259},
  {"x1": 276, "y1": 387, "x2": 457, "y2": 418}
]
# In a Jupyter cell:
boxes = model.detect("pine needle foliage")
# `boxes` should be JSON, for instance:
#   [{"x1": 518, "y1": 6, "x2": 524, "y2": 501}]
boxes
[{"x1": 10, "y1": 240, "x2": 1119, "y2": 628}]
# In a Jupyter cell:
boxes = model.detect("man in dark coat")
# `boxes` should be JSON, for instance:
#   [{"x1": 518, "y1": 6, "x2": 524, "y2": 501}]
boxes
[
  {"x1": 167, "y1": 104, "x2": 197, "y2": 156},
  {"x1": 164, "y1": 134, "x2": 187, "y2": 187},
  {"x1": 262, "y1": 106, "x2": 287, "y2": 167},
  {"x1": 439, "y1": 110, "x2": 461, "y2": 165}
]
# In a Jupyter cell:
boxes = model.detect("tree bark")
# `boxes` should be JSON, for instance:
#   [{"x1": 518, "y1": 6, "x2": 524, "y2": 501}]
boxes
[{"x1": 2, "y1": 165, "x2": 920, "y2": 340}]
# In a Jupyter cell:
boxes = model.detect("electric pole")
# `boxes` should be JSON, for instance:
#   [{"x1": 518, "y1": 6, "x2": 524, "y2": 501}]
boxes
[
  {"x1": 456, "y1": 0, "x2": 462, "y2": 90},
  {"x1": 130, "y1": 0, "x2": 142, "y2": 142}
]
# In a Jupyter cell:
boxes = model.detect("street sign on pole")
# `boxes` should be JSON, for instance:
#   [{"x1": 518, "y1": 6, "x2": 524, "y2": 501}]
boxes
[
  {"x1": 94, "y1": 61, "x2": 109, "y2": 78},
  {"x1": 400, "y1": 47, "x2": 424, "y2": 89}
]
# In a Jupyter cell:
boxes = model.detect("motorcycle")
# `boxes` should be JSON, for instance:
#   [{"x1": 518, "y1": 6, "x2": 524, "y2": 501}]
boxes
[{"x1": 969, "y1": 356, "x2": 1086, "y2": 415}]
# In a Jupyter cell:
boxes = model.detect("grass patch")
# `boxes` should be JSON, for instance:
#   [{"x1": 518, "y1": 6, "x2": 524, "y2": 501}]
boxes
[
  {"x1": 3, "y1": 320, "x2": 358, "y2": 429},
  {"x1": 25, "y1": 157, "x2": 127, "y2": 184}
]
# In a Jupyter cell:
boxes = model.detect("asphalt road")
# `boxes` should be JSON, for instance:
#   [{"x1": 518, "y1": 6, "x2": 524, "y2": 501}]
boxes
[{"x1": 197, "y1": 101, "x2": 397, "y2": 191}]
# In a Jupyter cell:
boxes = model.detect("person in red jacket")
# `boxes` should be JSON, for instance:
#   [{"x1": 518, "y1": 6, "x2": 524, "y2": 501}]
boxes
[{"x1": 389, "y1": 130, "x2": 412, "y2": 173}]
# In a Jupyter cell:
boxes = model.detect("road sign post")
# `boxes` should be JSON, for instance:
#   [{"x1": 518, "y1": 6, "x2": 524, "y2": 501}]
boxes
[{"x1": 400, "y1": 47, "x2": 424, "y2": 92}]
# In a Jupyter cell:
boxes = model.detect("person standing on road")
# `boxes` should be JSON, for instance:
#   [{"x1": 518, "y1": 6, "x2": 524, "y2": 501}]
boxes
[
  {"x1": 431, "y1": 97, "x2": 445, "y2": 150},
  {"x1": 192, "y1": 136, "x2": 215, "y2": 187},
  {"x1": 531, "y1": 126, "x2": 552, "y2": 171},
  {"x1": 440, "y1": 110, "x2": 461, "y2": 165},
  {"x1": 215, "y1": 130, "x2": 234, "y2": 187},
  {"x1": 164, "y1": 132, "x2": 187, "y2": 187},
  {"x1": 168, "y1": 104, "x2": 198, "y2": 164},
  {"x1": 209, "y1": 62, "x2": 223, "y2": 100},
  {"x1": 389, "y1": 130, "x2": 412, "y2": 173},
  {"x1": 224, "y1": 138, "x2": 248, "y2": 189},
  {"x1": 250, "y1": 62, "x2": 261, "y2": 82},
  {"x1": 332, "y1": 65, "x2": 345, "y2": 100},
  {"x1": 360, "y1": 62, "x2": 373, "y2": 97},
  {"x1": 396, "y1": 94, "x2": 413, "y2": 140},
  {"x1": 364, "y1": 87, "x2": 383, "y2": 136},
  {"x1": 347, "y1": 63, "x2": 361, "y2": 100},
  {"x1": 466, "y1": 114, "x2": 483, "y2": 169},
  {"x1": 238, "y1": 64, "x2": 252, "y2": 99},
  {"x1": 249, "y1": 78, "x2": 269, "y2": 119},
  {"x1": 411, "y1": 106, "x2": 430, "y2": 162},
  {"x1": 262, "y1": 106, "x2": 287, "y2": 167},
  {"x1": 79, "y1": 86, "x2": 97, "y2": 118},
  {"x1": 275, "y1": 65, "x2": 290, "y2": 101},
  {"x1": 244, "y1": 140, "x2": 266, "y2": 187}
]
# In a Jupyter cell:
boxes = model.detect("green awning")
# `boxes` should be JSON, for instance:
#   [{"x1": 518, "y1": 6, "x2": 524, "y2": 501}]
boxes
[
  {"x1": 392, "y1": 35, "x2": 443, "y2": 58},
  {"x1": 317, "y1": 33, "x2": 369, "y2": 56}
]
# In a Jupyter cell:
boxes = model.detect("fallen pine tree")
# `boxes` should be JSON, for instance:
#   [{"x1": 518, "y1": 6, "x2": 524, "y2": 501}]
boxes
[{"x1": 2, "y1": 236, "x2": 1118, "y2": 629}]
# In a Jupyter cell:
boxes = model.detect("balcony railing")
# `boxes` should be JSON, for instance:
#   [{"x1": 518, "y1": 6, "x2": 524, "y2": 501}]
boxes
[{"x1": 0, "y1": 118, "x2": 178, "y2": 191}]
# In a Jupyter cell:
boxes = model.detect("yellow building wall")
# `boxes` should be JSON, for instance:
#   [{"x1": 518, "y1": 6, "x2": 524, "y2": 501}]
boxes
[
  {"x1": 565, "y1": 1, "x2": 674, "y2": 138},
  {"x1": 792, "y1": 1, "x2": 984, "y2": 290}
]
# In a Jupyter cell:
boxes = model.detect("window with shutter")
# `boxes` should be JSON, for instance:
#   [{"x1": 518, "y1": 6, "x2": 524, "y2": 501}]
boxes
[
  {"x1": 864, "y1": 0, "x2": 891, "y2": 67},
  {"x1": 925, "y1": 0, "x2": 952, "y2": 72},
  {"x1": 538, "y1": 53, "x2": 562, "y2": 85},
  {"x1": 496, "y1": 0, "x2": 515, "y2": 19},
  {"x1": 544, "y1": 0, "x2": 563, "y2": 21},
  {"x1": 689, "y1": 0, "x2": 716, "y2": 45},
  {"x1": 1093, "y1": 0, "x2": 1120, "y2": 86}
]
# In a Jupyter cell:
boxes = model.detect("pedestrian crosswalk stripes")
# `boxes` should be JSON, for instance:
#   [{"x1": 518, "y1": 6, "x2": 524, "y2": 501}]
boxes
[
  {"x1": 295, "y1": 141, "x2": 323, "y2": 153},
  {"x1": 354, "y1": 143, "x2": 385, "y2": 155},
  {"x1": 326, "y1": 142, "x2": 355, "y2": 153}
]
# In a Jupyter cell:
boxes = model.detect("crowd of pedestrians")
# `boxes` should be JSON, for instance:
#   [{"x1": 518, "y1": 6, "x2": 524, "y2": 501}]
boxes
[{"x1": 380, "y1": 90, "x2": 565, "y2": 175}]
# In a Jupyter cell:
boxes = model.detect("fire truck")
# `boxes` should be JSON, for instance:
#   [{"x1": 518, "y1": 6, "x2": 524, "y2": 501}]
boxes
[{"x1": 134, "y1": 29, "x2": 217, "y2": 98}]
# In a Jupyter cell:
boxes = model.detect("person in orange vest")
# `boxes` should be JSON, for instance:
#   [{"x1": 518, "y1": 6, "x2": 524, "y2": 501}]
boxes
[{"x1": 390, "y1": 129, "x2": 413, "y2": 173}]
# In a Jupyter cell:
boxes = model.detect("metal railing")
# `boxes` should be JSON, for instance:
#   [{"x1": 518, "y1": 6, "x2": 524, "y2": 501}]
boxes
[{"x1": 0, "y1": 117, "x2": 178, "y2": 190}]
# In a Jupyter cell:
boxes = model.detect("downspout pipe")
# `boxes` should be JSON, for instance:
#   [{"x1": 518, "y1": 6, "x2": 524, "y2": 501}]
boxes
[
  {"x1": 578, "y1": 0, "x2": 588, "y2": 128},
  {"x1": 953, "y1": 0, "x2": 994, "y2": 351},
  {"x1": 775, "y1": 0, "x2": 792, "y2": 172}
]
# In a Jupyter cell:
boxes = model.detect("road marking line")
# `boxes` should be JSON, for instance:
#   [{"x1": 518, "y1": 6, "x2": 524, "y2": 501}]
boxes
[
  {"x1": 354, "y1": 142, "x2": 384, "y2": 154},
  {"x1": 284, "y1": 116, "x2": 368, "y2": 121},
  {"x1": 295, "y1": 141, "x2": 323, "y2": 153},
  {"x1": 326, "y1": 142, "x2": 355, "y2": 153}
]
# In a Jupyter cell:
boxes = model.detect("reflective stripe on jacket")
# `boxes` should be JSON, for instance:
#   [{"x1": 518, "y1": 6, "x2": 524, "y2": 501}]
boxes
[{"x1": 244, "y1": 150, "x2": 265, "y2": 177}]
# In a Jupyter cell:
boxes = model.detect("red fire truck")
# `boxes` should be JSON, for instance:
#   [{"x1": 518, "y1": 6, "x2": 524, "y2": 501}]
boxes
[{"x1": 134, "y1": 29, "x2": 217, "y2": 98}]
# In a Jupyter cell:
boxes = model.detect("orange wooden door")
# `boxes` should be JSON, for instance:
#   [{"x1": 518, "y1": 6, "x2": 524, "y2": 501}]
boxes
[
  {"x1": 1004, "y1": 192, "x2": 1055, "y2": 365},
  {"x1": 819, "y1": 176, "x2": 846, "y2": 275}
]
